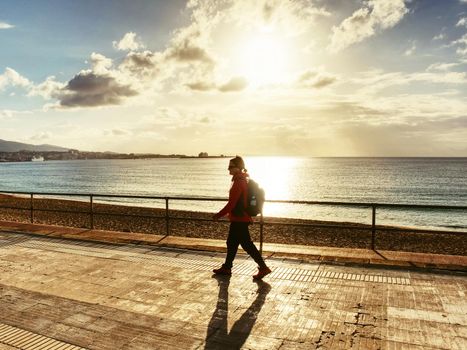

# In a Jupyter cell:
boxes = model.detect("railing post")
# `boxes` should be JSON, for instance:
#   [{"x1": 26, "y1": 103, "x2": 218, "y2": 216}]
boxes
[
  {"x1": 259, "y1": 212, "x2": 264, "y2": 255},
  {"x1": 90, "y1": 195, "x2": 94, "y2": 229},
  {"x1": 165, "y1": 197, "x2": 169, "y2": 236},
  {"x1": 371, "y1": 205, "x2": 376, "y2": 250},
  {"x1": 30, "y1": 193, "x2": 34, "y2": 223}
]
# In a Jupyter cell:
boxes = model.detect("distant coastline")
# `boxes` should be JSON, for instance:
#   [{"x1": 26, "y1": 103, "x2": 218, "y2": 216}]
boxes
[{"x1": 0, "y1": 150, "x2": 230, "y2": 163}]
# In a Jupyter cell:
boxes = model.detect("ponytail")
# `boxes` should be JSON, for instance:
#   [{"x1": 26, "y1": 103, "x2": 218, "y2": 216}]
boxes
[{"x1": 231, "y1": 155, "x2": 247, "y2": 172}]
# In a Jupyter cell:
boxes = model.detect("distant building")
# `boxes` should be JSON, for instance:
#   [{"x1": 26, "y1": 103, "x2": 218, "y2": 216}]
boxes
[{"x1": 198, "y1": 152, "x2": 209, "y2": 158}]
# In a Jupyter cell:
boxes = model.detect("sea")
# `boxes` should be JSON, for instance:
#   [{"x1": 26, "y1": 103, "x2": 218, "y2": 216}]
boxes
[{"x1": 0, "y1": 157, "x2": 466, "y2": 231}]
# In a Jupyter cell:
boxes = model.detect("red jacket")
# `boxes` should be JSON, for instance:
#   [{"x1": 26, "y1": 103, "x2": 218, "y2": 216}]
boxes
[{"x1": 216, "y1": 172, "x2": 252, "y2": 223}]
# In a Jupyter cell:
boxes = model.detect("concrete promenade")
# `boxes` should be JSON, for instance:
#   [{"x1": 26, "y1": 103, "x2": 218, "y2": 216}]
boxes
[{"x1": 0, "y1": 222, "x2": 466, "y2": 349}]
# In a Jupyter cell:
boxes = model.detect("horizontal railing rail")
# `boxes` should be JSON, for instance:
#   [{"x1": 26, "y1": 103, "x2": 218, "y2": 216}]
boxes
[
  {"x1": 1, "y1": 190, "x2": 466, "y2": 252},
  {"x1": 2, "y1": 190, "x2": 467, "y2": 209}
]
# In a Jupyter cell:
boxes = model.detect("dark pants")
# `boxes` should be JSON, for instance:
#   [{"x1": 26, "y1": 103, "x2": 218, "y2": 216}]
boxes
[{"x1": 223, "y1": 222, "x2": 266, "y2": 269}]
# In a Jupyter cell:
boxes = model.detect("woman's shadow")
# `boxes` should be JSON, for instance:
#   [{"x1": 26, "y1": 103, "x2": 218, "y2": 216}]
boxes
[{"x1": 204, "y1": 275, "x2": 271, "y2": 349}]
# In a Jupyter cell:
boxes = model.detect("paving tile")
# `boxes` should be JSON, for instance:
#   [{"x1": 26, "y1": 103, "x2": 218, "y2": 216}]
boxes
[{"x1": 0, "y1": 231, "x2": 466, "y2": 349}]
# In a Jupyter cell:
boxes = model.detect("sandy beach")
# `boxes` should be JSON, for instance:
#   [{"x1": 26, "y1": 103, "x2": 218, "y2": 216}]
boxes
[{"x1": 0, "y1": 194, "x2": 465, "y2": 255}]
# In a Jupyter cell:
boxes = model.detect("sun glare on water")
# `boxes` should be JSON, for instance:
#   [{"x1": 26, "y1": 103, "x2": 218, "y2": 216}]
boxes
[{"x1": 246, "y1": 157, "x2": 299, "y2": 216}]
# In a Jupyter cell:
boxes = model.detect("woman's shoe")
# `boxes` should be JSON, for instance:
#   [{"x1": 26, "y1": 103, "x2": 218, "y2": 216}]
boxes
[
  {"x1": 213, "y1": 266, "x2": 232, "y2": 275},
  {"x1": 253, "y1": 266, "x2": 272, "y2": 280}
]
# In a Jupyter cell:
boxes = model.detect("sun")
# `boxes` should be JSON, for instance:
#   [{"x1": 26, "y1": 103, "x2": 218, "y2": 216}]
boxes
[{"x1": 237, "y1": 33, "x2": 290, "y2": 87}]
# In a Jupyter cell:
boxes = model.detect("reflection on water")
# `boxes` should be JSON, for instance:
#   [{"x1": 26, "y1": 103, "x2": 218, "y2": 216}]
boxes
[
  {"x1": 246, "y1": 156, "x2": 298, "y2": 200},
  {"x1": 245, "y1": 156, "x2": 299, "y2": 217}
]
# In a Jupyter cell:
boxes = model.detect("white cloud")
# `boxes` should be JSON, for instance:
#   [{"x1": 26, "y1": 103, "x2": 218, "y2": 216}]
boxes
[
  {"x1": 228, "y1": 0, "x2": 330, "y2": 37},
  {"x1": 296, "y1": 69, "x2": 337, "y2": 89},
  {"x1": 29, "y1": 132, "x2": 52, "y2": 141},
  {"x1": 457, "y1": 17, "x2": 467, "y2": 27},
  {"x1": 113, "y1": 32, "x2": 144, "y2": 51},
  {"x1": 0, "y1": 22, "x2": 14, "y2": 29},
  {"x1": 164, "y1": 18, "x2": 215, "y2": 66},
  {"x1": 406, "y1": 71, "x2": 467, "y2": 84},
  {"x1": 351, "y1": 68, "x2": 467, "y2": 96},
  {"x1": 328, "y1": 0, "x2": 408, "y2": 53},
  {"x1": 0, "y1": 109, "x2": 14, "y2": 119},
  {"x1": 432, "y1": 33, "x2": 445, "y2": 41},
  {"x1": 451, "y1": 34, "x2": 467, "y2": 46},
  {"x1": 451, "y1": 33, "x2": 467, "y2": 57},
  {"x1": 218, "y1": 77, "x2": 248, "y2": 92},
  {"x1": 0, "y1": 67, "x2": 31, "y2": 91},
  {"x1": 90, "y1": 52, "x2": 113, "y2": 74},
  {"x1": 426, "y1": 62, "x2": 460, "y2": 72},
  {"x1": 404, "y1": 41, "x2": 416, "y2": 56},
  {"x1": 28, "y1": 76, "x2": 65, "y2": 99}
]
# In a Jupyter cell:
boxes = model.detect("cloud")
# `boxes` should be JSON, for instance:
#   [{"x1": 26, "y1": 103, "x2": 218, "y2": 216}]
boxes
[
  {"x1": 125, "y1": 1, "x2": 220, "y2": 92},
  {"x1": 0, "y1": 67, "x2": 31, "y2": 91},
  {"x1": 0, "y1": 22, "x2": 14, "y2": 29},
  {"x1": 120, "y1": 51, "x2": 159, "y2": 75},
  {"x1": 303, "y1": 96, "x2": 467, "y2": 156},
  {"x1": 186, "y1": 76, "x2": 248, "y2": 92},
  {"x1": 0, "y1": 109, "x2": 14, "y2": 119},
  {"x1": 426, "y1": 62, "x2": 460, "y2": 72},
  {"x1": 56, "y1": 70, "x2": 138, "y2": 108},
  {"x1": 113, "y1": 32, "x2": 144, "y2": 51},
  {"x1": 328, "y1": 0, "x2": 408, "y2": 53},
  {"x1": 228, "y1": 0, "x2": 330, "y2": 37},
  {"x1": 167, "y1": 0, "x2": 331, "y2": 91},
  {"x1": 336, "y1": 122, "x2": 422, "y2": 156},
  {"x1": 457, "y1": 17, "x2": 467, "y2": 27},
  {"x1": 29, "y1": 0, "x2": 336, "y2": 108},
  {"x1": 218, "y1": 77, "x2": 248, "y2": 92},
  {"x1": 29, "y1": 132, "x2": 52, "y2": 141},
  {"x1": 451, "y1": 33, "x2": 467, "y2": 57},
  {"x1": 432, "y1": 33, "x2": 445, "y2": 41},
  {"x1": 32, "y1": 49, "x2": 162, "y2": 108},
  {"x1": 118, "y1": 50, "x2": 172, "y2": 89},
  {"x1": 89, "y1": 52, "x2": 112, "y2": 74},
  {"x1": 186, "y1": 81, "x2": 215, "y2": 91},
  {"x1": 165, "y1": 26, "x2": 215, "y2": 65},
  {"x1": 33, "y1": 48, "x2": 156, "y2": 108},
  {"x1": 352, "y1": 68, "x2": 467, "y2": 95},
  {"x1": 404, "y1": 41, "x2": 416, "y2": 56},
  {"x1": 336, "y1": 114, "x2": 467, "y2": 156},
  {"x1": 107, "y1": 128, "x2": 132, "y2": 136},
  {"x1": 297, "y1": 69, "x2": 337, "y2": 88},
  {"x1": 28, "y1": 76, "x2": 65, "y2": 99}
]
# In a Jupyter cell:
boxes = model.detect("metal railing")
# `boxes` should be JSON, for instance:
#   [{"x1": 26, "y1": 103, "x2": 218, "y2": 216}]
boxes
[{"x1": 0, "y1": 190, "x2": 466, "y2": 252}]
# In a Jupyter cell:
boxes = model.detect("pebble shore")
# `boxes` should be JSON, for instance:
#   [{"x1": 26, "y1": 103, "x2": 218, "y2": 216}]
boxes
[{"x1": 0, "y1": 194, "x2": 465, "y2": 255}]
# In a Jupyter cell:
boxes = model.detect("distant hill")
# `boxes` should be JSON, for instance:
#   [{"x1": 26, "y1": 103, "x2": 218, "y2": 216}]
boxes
[{"x1": 0, "y1": 139, "x2": 70, "y2": 152}]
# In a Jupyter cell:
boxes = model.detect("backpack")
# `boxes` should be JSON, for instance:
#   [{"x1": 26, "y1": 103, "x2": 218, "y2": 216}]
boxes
[{"x1": 246, "y1": 178, "x2": 265, "y2": 216}]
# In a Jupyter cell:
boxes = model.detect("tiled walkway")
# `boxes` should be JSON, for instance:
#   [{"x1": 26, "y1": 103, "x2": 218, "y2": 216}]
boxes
[{"x1": 0, "y1": 231, "x2": 466, "y2": 349}]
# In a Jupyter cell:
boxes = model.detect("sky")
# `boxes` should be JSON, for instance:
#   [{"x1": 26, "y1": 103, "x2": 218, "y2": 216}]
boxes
[{"x1": 1, "y1": 0, "x2": 467, "y2": 157}]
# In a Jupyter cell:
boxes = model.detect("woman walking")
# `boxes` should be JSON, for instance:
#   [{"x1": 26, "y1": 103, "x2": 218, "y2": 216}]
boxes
[{"x1": 212, "y1": 156, "x2": 271, "y2": 279}]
